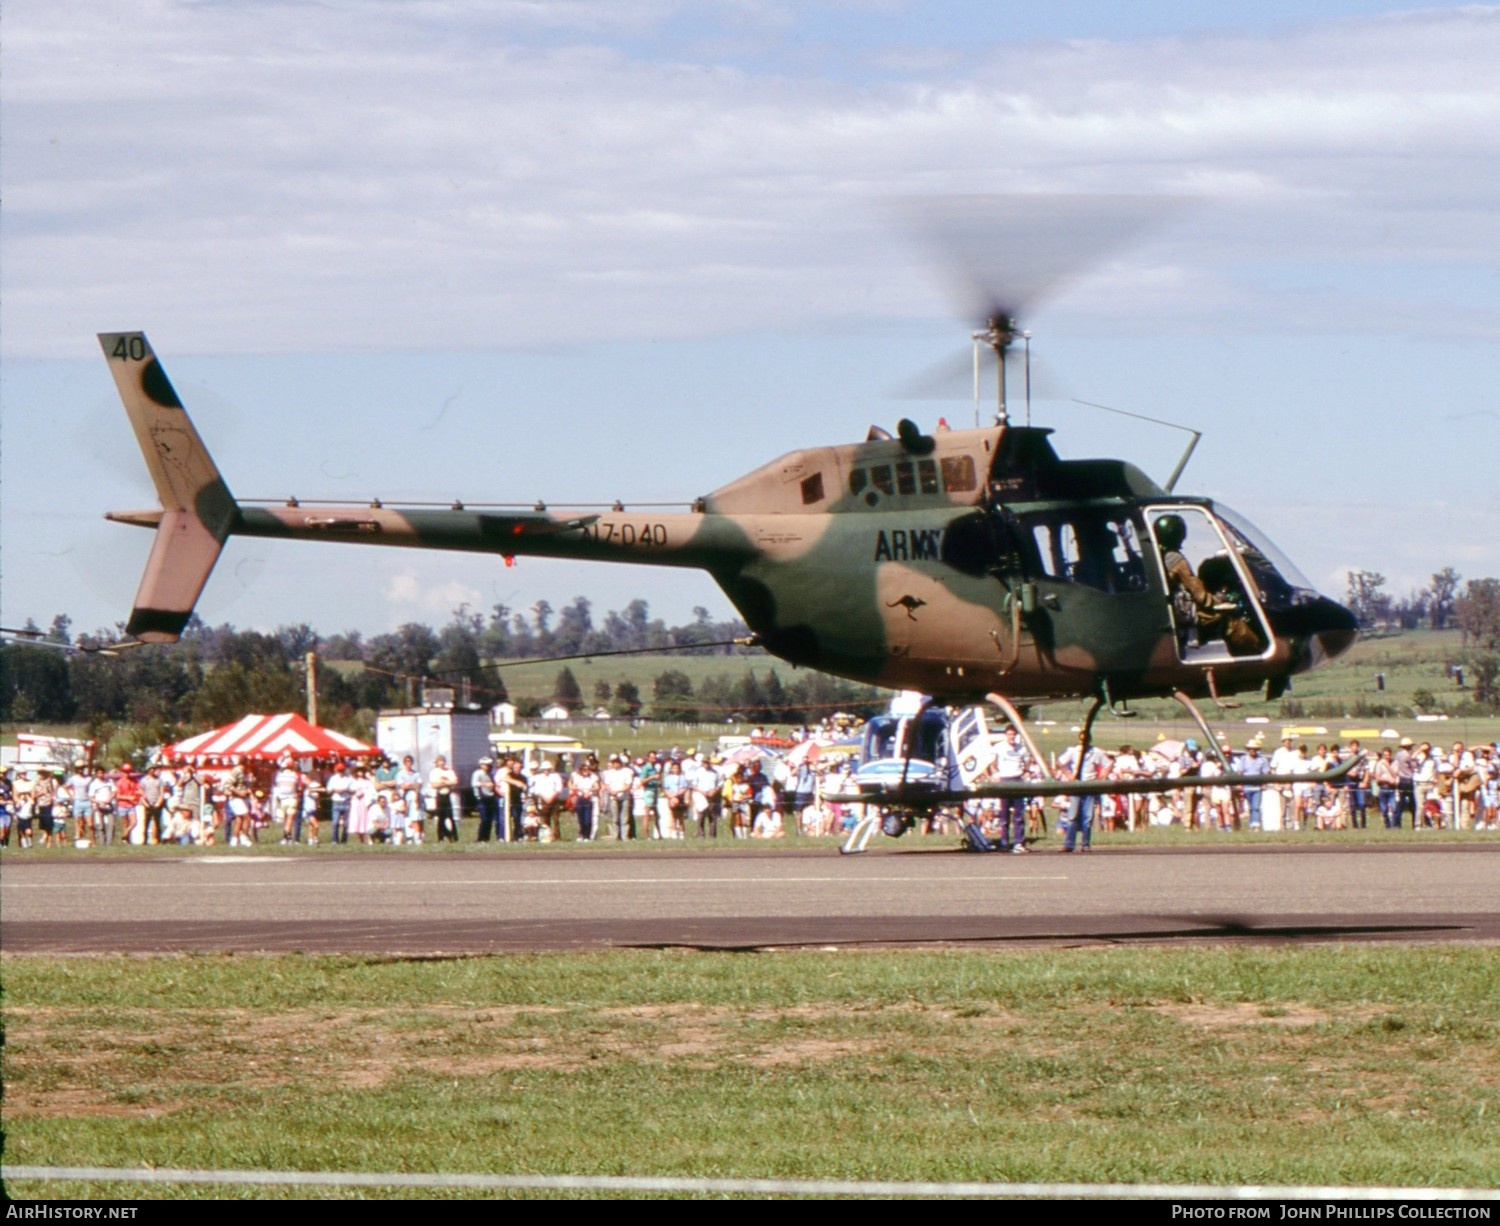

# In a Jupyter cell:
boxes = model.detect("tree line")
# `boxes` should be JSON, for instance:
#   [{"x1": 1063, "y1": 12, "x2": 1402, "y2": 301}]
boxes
[
  {"x1": 0, "y1": 597, "x2": 886, "y2": 743},
  {"x1": 1344, "y1": 570, "x2": 1500, "y2": 704}
]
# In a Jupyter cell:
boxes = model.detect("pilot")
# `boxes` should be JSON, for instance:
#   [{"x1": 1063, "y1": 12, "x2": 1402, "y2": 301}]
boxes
[
  {"x1": 1155, "y1": 514, "x2": 1261, "y2": 655},
  {"x1": 1156, "y1": 515, "x2": 1212, "y2": 616}
]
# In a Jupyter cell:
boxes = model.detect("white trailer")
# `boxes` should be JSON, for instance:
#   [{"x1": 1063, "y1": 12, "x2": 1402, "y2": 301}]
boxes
[
  {"x1": 375, "y1": 709, "x2": 492, "y2": 805},
  {"x1": 0, "y1": 733, "x2": 97, "y2": 773}
]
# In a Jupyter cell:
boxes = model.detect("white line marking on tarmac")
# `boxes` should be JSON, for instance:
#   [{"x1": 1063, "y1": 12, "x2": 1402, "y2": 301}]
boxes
[
  {"x1": 5, "y1": 1165, "x2": 1497, "y2": 1200},
  {"x1": 1, "y1": 875, "x2": 1065, "y2": 888}
]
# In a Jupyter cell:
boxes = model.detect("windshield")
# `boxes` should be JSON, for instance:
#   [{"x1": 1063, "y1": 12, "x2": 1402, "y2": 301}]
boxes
[{"x1": 1212, "y1": 503, "x2": 1321, "y2": 610}]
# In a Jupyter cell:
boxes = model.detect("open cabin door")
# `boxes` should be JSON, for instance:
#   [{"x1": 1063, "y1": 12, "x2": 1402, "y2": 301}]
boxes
[{"x1": 1145, "y1": 505, "x2": 1274, "y2": 666}]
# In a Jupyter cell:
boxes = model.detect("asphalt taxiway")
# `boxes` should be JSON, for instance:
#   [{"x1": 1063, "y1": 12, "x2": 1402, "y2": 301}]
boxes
[{"x1": 3, "y1": 843, "x2": 1496, "y2": 954}]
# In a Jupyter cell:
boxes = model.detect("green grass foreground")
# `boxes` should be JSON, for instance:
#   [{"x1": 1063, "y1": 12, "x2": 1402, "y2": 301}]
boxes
[{"x1": 3, "y1": 947, "x2": 1498, "y2": 1197}]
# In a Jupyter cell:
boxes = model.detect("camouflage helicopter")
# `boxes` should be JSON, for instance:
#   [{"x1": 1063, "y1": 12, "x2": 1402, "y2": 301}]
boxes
[
  {"x1": 99, "y1": 317, "x2": 1357, "y2": 810},
  {"x1": 96, "y1": 201, "x2": 1359, "y2": 816}
]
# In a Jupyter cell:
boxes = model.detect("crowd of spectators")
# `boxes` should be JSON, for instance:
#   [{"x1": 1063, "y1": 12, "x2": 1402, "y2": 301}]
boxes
[
  {"x1": 0, "y1": 729, "x2": 1496, "y2": 850},
  {"x1": 1003, "y1": 731, "x2": 1500, "y2": 853},
  {"x1": 0, "y1": 746, "x2": 815, "y2": 848}
]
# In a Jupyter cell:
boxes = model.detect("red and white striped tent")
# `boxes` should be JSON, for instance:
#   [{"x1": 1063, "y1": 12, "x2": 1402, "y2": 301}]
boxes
[{"x1": 166, "y1": 713, "x2": 377, "y2": 763}]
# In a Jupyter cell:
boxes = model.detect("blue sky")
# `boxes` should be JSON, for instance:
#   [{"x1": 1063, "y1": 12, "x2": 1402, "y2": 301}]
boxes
[{"x1": 3, "y1": 1, "x2": 1497, "y2": 639}]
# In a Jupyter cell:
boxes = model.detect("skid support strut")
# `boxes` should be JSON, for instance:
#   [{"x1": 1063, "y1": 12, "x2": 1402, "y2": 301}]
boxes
[{"x1": 1171, "y1": 690, "x2": 1233, "y2": 771}]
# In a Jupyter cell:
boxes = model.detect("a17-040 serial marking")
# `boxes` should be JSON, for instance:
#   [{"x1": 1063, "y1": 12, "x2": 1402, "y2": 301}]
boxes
[{"x1": 580, "y1": 521, "x2": 669, "y2": 547}]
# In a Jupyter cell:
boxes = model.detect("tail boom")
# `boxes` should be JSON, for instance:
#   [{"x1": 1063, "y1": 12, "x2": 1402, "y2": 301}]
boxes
[{"x1": 102, "y1": 331, "x2": 754, "y2": 638}]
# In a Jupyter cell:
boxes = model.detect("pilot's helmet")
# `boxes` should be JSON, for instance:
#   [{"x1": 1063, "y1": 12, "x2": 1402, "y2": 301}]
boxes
[{"x1": 1154, "y1": 514, "x2": 1187, "y2": 550}]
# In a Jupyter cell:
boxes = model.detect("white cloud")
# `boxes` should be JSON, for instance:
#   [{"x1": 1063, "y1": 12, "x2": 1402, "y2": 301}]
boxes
[
  {"x1": 6, "y1": 3, "x2": 1500, "y2": 358},
  {"x1": 383, "y1": 571, "x2": 483, "y2": 620}
]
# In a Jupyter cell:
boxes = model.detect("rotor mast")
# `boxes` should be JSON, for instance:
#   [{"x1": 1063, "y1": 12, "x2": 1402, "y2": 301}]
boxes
[{"x1": 975, "y1": 312, "x2": 1018, "y2": 427}]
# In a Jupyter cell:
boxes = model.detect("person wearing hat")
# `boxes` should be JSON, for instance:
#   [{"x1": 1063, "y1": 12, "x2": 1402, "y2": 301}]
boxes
[
  {"x1": 1413, "y1": 740, "x2": 1443, "y2": 829},
  {"x1": 1373, "y1": 746, "x2": 1400, "y2": 828},
  {"x1": 1344, "y1": 740, "x2": 1370, "y2": 829},
  {"x1": 138, "y1": 763, "x2": 167, "y2": 845},
  {"x1": 1235, "y1": 738, "x2": 1269, "y2": 831},
  {"x1": 603, "y1": 753, "x2": 636, "y2": 840},
  {"x1": 569, "y1": 755, "x2": 602, "y2": 841},
  {"x1": 346, "y1": 762, "x2": 375, "y2": 845},
  {"x1": 170, "y1": 765, "x2": 203, "y2": 846},
  {"x1": 1476, "y1": 745, "x2": 1498, "y2": 831},
  {"x1": 114, "y1": 762, "x2": 142, "y2": 845},
  {"x1": 529, "y1": 757, "x2": 565, "y2": 841},
  {"x1": 67, "y1": 760, "x2": 93, "y2": 845},
  {"x1": 13, "y1": 770, "x2": 37, "y2": 849},
  {"x1": 53, "y1": 768, "x2": 75, "y2": 845},
  {"x1": 325, "y1": 759, "x2": 353, "y2": 845},
  {"x1": 637, "y1": 752, "x2": 662, "y2": 838},
  {"x1": 429, "y1": 754, "x2": 461, "y2": 843},
  {"x1": 272, "y1": 756, "x2": 301, "y2": 844},
  {"x1": 657, "y1": 755, "x2": 688, "y2": 839},
  {"x1": 472, "y1": 755, "x2": 500, "y2": 842},
  {"x1": 1270, "y1": 734, "x2": 1300, "y2": 829},
  {"x1": 28, "y1": 767, "x2": 59, "y2": 848},
  {"x1": 87, "y1": 765, "x2": 117, "y2": 846},
  {"x1": 1177, "y1": 738, "x2": 1205, "y2": 831}
]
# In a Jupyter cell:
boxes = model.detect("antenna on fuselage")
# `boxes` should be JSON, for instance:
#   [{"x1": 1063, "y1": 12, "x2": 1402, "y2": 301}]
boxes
[{"x1": 1072, "y1": 398, "x2": 1204, "y2": 493}]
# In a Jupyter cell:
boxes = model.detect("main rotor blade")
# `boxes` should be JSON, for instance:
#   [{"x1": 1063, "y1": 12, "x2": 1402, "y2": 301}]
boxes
[{"x1": 888, "y1": 194, "x2": 1184, "y2": 328}]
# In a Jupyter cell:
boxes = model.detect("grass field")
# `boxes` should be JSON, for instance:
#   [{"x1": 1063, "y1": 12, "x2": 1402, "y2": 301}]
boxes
[{"x1": 3, "y1": 946, "x2": 1496, "y2": 1198}]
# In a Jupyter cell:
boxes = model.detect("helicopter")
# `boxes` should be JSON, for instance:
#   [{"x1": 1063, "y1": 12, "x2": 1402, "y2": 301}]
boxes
[
  {"x1": 96, "y1": 196, "x2": 1360, "y2": 818},
  {"x1": 98, "y1": 321, "x2": 1358, "y2": 809}
]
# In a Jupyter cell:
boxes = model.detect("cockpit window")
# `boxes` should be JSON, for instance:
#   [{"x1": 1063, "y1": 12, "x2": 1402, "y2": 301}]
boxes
[{"x1": 1212, "y1": 503, "x2": 1320, "y2": 609}]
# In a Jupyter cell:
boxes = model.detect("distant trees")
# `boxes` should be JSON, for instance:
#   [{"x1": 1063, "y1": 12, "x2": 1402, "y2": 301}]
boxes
[
  {"x1": 1345, "y1": 570, "x2": 1391, "y2": 629},
  {"x1": 613, "y1": 680, "x2": 643, "y2": 717},
  {"x1": 1455, "y1": 578, "x2": 1500, "y2": 708},
  {"x1": 369, "y1": 622, "x2": 440, "y2": 684},
  {"x1": 1429, "y1": 567, "x2": 1462, "y2": 631},
  {"x1": 552, "y1": 667, "x2": 583, "y2": 712},
  {"x1": 1456, "y1": 578, "x2": 1500, "y2": 650},
  {"x1": 431, "y1": 605, "x2": 486, "y2": 697},
  {"x1": 0, "y1": 644, "x2": 73, "y2": 724},
  {"x1": 652, "y1": 670, "x2": 697, "y2": 722}
]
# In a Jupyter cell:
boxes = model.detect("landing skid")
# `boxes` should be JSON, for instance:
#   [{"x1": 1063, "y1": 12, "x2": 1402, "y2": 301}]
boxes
[{"x1": 835, "y1": 688, "x2": 1256, "y2": 855}]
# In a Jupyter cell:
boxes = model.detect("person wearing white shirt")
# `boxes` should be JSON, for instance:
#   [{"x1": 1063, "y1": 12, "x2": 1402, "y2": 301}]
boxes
[{"x1": 602, "y1": 755, "x2": 636, "y2": 840}]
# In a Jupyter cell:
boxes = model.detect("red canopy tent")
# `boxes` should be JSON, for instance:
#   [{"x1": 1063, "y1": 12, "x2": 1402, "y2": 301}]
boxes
[{"x1": 166, "y1": 713, "x2": 378, "y2": 764}]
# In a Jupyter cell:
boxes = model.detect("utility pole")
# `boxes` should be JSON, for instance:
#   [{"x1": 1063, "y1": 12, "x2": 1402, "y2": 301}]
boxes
[{"x1": 305, "y1": 650, "x2": 318, "y2": 725}]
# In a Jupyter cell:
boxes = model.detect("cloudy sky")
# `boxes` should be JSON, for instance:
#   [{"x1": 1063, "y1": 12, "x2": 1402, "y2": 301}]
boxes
[{"x1": 4, "y1": 0, "x2": 1498, "y2": 641}]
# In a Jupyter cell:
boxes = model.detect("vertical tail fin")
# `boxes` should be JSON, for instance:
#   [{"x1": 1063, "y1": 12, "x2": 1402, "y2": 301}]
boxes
[{"x1": 99, "y1": 333, "x2": 238, "y2": 642}]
